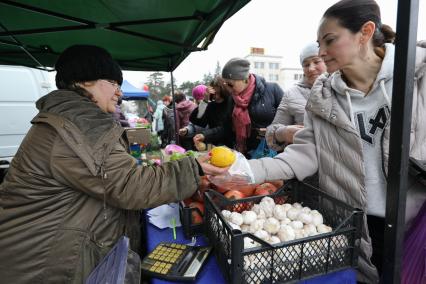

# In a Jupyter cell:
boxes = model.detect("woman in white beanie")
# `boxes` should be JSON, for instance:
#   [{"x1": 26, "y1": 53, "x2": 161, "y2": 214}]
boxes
[{"x1": 265, "y1": 42, "x2": 327, "y2": 152}]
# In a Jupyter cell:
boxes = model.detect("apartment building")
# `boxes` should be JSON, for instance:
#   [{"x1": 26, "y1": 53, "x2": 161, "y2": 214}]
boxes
[{"x1": 244, "y1": 47, "x2": 303, "y2": 90}]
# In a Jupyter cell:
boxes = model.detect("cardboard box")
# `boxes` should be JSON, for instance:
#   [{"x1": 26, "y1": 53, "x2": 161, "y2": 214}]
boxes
[{"x1": 124, "y1": 127, "x2": 151, "y2": 146}]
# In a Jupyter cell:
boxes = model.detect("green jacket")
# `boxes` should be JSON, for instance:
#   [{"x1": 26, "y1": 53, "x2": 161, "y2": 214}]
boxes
[{"x1": 0, "y1": 90, "x2": 200, "y2": 283}]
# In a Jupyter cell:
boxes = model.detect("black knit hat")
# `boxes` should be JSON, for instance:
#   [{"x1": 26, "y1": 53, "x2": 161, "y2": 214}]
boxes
[
  {"x1": 55, "y1": 44, "x2": 123, "y2": 89},
  {"x1": 222, "y1": 57, "x2": 250, "y2": 80}
]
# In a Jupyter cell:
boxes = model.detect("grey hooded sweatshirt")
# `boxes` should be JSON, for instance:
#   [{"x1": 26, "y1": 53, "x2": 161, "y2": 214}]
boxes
[{"x1": 248, "y1": 42, "x2": 426, "y2": 283}]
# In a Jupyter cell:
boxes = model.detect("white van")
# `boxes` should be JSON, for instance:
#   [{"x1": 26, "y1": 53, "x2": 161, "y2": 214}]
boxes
[{"x1": 0, "y1": 65, "x2": 54, "y2": 182}]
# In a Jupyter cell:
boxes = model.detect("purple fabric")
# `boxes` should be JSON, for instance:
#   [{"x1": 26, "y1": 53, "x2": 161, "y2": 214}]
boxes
[
  {"x1": 402, "y1": 201, "x2": 426, "y2": 284},
  {"x1": 175, "y1": 100, "x2": 196, "y2": 129}
]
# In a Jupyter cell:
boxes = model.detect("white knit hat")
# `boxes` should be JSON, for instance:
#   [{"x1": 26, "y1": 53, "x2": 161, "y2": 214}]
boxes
[{"x1": 299, "y1": 42, "x2": 320, "y2": 65}]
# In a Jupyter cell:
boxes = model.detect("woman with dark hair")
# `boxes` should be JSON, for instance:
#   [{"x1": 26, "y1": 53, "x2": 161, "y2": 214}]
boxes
[
  {"x1": 0, "y1": 45, "x2": 225, "y2": 283},
  {"x1": 181, "y1": 76, "x2": 235, "y2": 149},
  {"x1": 209, "y1": 0, "x2": 426, "y2": 282}
]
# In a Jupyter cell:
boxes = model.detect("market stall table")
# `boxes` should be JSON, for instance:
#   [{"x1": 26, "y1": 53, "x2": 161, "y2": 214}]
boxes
[{"x1": 145, "y1": 210, "x2": 357, "y2": 284}]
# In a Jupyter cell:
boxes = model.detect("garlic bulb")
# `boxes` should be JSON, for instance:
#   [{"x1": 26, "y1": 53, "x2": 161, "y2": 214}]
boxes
[
  {"x1": 301, "y1": 206, "x2": 311, "y2": 213},
  {"x1": 310, "y1": 212, "x2": 324, "y2": 226},
  {"x1": 277, "y1": 225, "x2": 296, "y2": 242},
  {"x1": 240, "y1": 224, "x2": 250, "y2": 232},
  {"x1": 317, "y1": 224, "x2": 332, "y2": 234},
  {"x1": 273, "y1": 204, "x2": 287, "y2": 220},
  {"x1": 282, "y1": 203, "x2": 293, "y2": 212},
  {"x1": 280, "y1": 218, "x2": 291, "y2": 226},
  {"x1": 297, "y1": 212, "x2": 313, "y2": 224},
  {"x1": 249, "y1": 219, "x2": 265, "y2": 233},
  {"x1": 221, "y1": 210, "x2": 232, "y2": 220},
  {"x1": 251, "y1": 204, "x2": 266, "y2": 219},
  {"x1": 259, "y1": 197, "x2": 275, "y2": 218},
  {"x1": 263, "y1": 217, "x2": 280, "y2": 234},
  {"x1": 286, "y1": 207, "x2": 300, "y2": 220},
  {"x1": 292, "y1": 202, "x2": 302, "y2": 209},
  {"x1": 294, "y1": 229, "x2": 305, "y2": 239},
  {"x1": 254, "y1": 229, "x2": 270, "y2": 241},
  {"x1": 229, "y1": 212, "x2": 243, "y2": 226},
  {"x1": 244, "y1": 237, "x2": 259, "y2": 249},
  {"x1": 303, "y1": 224, "x2": 318, "y2": 236},
  {"x1": 229, "y1": 223, "x2": 241, "y2": 231},
  {"x1": 242, "y1": 210, "x2": 257, "y2": 225},
  {"x1": 260, "y1": 196, "x2": 275, "y2": 207},
  {"x1": 268, "y1": 236, "x2": 281, "y2": 245},
  {"x1": 289, "y1": 220, "x2": 304, "y2": 230}
]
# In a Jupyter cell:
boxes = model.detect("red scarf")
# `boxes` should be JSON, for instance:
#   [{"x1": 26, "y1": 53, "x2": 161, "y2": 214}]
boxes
[{"x1": 232, "y1": 74, "x2": 255, "y2": 153}]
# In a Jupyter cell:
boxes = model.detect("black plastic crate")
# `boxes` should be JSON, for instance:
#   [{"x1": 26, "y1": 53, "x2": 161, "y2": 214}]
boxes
[
  {"x1": 179, "y1": 201, "x2": 205, "y2": 239},
  {"x1": 204, "y1": 180, "x2": 363, "y2": 284}
]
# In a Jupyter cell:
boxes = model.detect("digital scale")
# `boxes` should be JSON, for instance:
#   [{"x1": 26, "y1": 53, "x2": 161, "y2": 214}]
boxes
[{"x1": 141, "y1": 242, "x2": 212, "y2": 282}]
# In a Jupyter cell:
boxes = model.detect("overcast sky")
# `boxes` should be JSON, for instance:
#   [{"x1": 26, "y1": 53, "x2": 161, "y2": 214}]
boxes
[{"x1": 124, "y1": 0, "x2": 426, "y2": 88}]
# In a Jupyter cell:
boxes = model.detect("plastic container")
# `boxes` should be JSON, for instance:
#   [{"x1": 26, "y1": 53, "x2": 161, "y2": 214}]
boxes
[
  {"x1": 85, "y1": 236, "x2": 130, "y2": 284},
  {"x1": 179, "y1": 201, "x2": 205, "y2": 239},
  {"x1": 204, "y1": 180, "x2": 363, "y2": 284}
]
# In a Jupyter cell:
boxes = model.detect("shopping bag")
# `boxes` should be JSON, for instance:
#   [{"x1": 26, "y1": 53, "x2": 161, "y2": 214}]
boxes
[{"x1": 248, "y1": 138, "x2": 277, "y2": 159}]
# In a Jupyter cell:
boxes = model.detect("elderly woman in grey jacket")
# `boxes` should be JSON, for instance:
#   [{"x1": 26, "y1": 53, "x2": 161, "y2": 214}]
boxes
[
  {"x1": 266, "y1": 42, "x2": 327, "y2": 151},
  {"x1": 240, "y1": 0, "x2": 426, "y2": 283}
]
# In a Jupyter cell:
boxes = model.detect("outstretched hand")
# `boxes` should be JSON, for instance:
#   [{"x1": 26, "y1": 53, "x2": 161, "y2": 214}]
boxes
[
  {"x1": 284, "y1": 125, "x2": 304, "y2": 144},
  {"x1": 196, "y1": 155, "x2": 229, "y2": 176}
]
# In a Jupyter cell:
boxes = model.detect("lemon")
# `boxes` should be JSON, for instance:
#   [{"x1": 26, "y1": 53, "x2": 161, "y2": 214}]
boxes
[{"x1": 210, "y1": 146, "x2": 236, "y2": 167}]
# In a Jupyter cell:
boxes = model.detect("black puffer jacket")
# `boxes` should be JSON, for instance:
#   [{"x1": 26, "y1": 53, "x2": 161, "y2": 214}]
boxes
[{"x1": 244, "y1": 74, "x2": 284, "y2": 153}]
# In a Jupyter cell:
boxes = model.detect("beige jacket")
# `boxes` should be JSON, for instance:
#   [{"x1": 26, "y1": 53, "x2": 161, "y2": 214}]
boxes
[
  {"x1": 249, "y1": 42, "x2": 426, "y2": 283},
  {"x1": 0, "y1": 90, "x2": 200, "y2": 283}
]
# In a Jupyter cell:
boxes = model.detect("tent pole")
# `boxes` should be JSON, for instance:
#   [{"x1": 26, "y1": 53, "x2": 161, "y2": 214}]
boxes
[
  {"x1": 170, "y1": 70, "x2": 179, "y2": 145},
  {"x1": 382, "y1": 0, "x2": 419, "y2": 282}
]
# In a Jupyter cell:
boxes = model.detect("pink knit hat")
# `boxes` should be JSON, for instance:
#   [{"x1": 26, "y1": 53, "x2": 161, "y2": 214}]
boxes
[{"x1": 192, "y1": 84, "x2": 207, "y2": 100}]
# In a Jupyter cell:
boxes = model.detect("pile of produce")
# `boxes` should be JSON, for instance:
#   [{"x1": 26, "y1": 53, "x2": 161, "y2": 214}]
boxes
[
  {"x1": 184, "y1": 177, "x2": 285, "y2": 225},
  {"x1": 220, "y1": 196, "x2": 332, "y2": 248}
]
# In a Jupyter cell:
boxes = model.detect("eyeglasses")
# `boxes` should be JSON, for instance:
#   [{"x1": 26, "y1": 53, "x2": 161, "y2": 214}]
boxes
[{"x1": 101, "y1": 79, "x2": 121, "y2": 92}]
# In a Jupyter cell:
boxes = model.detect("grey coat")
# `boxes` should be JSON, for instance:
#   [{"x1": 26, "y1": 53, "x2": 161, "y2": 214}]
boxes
[
  {"x1": 266, "y1": 81, "x2": 312, "y2": 151},
  {"x1": 249, "y1": 42, "x2": 426, "y2": 283}
]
